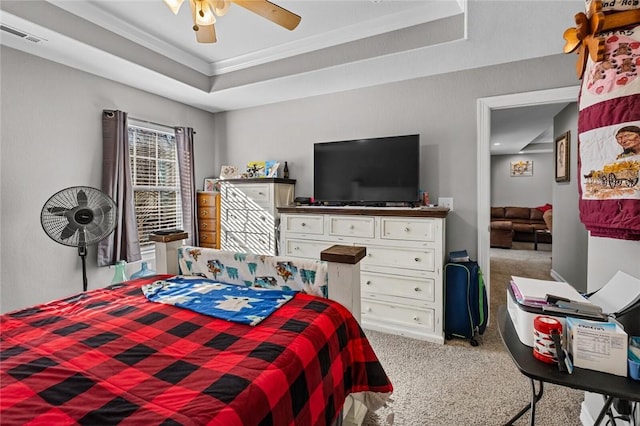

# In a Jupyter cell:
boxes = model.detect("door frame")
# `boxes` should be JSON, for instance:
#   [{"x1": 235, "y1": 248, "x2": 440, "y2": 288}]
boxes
[{"x1": 476, "y1": 85, "x2": 580, "y2": 315}]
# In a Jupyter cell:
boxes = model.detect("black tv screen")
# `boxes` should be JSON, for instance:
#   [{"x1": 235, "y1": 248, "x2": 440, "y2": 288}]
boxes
[{"x1": 314, "y1": 134, "x2": 420, "y2": 204}]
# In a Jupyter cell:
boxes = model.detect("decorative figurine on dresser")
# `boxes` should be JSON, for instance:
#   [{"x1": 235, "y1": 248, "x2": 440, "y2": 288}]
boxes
[{"x1": 219, "y1": 178, "x2": 296, "y2": 255}]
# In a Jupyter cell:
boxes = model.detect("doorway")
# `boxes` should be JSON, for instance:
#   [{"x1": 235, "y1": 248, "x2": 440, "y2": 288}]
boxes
[{"x1": 476, "y1": 85, "x2": 580, "y2": 316}]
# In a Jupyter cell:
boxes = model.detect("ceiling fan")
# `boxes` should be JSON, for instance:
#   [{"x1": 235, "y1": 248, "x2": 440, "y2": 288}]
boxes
[{"x1": 163, "y1": 0, "x2": 301, "y2": 43}]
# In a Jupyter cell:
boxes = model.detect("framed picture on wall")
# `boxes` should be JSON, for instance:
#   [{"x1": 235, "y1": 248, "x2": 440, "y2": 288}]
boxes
[
  {"x1": 555, "y1": 131, "x2": 570, "y2": 182},
  {"x1": 510, "y1": 160, "x2": 533, "y2": 177}
]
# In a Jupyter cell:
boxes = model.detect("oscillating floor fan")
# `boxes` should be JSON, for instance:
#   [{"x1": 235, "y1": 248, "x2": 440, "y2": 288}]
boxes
[{"x1": 40, "y1": 186, "x2": 117, "y2": 292}]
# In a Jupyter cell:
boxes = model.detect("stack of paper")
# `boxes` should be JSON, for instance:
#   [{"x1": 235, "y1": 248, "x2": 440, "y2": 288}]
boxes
[
  {"x1": 510, "y1": 276, "x2": 589, "y2": 305},
  {"x1": 588, "y1": 271, "x2": 640, "y2": 315}
]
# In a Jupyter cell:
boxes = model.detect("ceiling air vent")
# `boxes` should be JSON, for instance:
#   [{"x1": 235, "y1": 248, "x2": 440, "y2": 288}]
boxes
[{"x1": 0, "y1": 25, "x2": 46, "y2": 43}]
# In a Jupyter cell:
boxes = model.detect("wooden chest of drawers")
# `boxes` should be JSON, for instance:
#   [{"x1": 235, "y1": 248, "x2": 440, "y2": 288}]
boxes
[{"x1": 197, "y1": 191, "x2": 220, "y2": 249}]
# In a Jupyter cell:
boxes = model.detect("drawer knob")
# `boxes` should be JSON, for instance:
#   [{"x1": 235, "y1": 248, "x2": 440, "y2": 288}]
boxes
[
  {"x1": 260, "y1": 216, "x2": 266, "y2": 221},
  {"x1": 414, "y1": 257, "x2": 421, "y2": 262},
  {"x1": 349, "y1": 225, "x2": 354, "y2": 230},
  {"x1": 413, "y1": 316, "x2": 419, "y2": 321},
  {"x1": 414, "y1": 287, "x2": 421, "y2": 292},
  {"x1": 367, "y1": 308, "x2": 372, "y2": 312},
  {"x1": 365, "y1": 280, "x2": 371, "y2": 285},
  {"x1": 294, "y1": 246, "x2": 300, "y2": 251},
  {"x1": 367, "y1": 253, "x2": 372, "y2": 257},
  {"x1": 202, "y1": 210, "x2": 208, "y2": 216},
  {"x1": 301, "y1": 222, "x2": 306, "y2": 227},
  {"x1": 404, "y1": 227, "x2": 410, "y2": 232},
  {"x1": 258, "y1": 192, "x2": 264, "y2": 195}
]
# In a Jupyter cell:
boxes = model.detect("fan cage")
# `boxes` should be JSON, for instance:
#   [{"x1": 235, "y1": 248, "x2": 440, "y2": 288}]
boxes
[{"x1": 41, "y1": 186, "x2": 117, "y2": 248}]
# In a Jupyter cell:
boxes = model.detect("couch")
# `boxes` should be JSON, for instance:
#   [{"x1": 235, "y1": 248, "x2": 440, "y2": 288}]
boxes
[{"x1": 490, "y1": 206, "x2": 552, "y2": 248}]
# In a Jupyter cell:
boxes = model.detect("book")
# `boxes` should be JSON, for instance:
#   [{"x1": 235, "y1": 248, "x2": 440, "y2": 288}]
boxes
[{"x1": 449, "y1": 250, "x2": 470, "y2": 262}]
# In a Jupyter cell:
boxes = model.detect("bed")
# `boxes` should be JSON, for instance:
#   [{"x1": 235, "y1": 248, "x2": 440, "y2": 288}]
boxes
[{"x1": 0, "y1": 244, "x2": 392, "y2": 425}]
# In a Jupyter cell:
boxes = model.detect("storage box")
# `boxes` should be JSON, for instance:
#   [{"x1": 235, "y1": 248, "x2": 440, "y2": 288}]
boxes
[{"x1": 565, "y1": 316, "x2": 628, "y2": 377}]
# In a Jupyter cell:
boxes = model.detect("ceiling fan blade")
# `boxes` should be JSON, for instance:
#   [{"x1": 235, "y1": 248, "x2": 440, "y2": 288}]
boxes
[
  {"x1": 196, "y1": 24, "x2": 217, "y2": 43},
  {"x1": 47, "y1": 206, "x2": 68, "y2": 216},
  {"x1": 60, "y1": 222, "x2": 79, "y2": 241},
  {"x1": 232, "y1": 0, "x2": 301, "y2": 31},
  {"x1": 163, "y1": 0, "x2": 185, "y2": 15},
  {"x1": 76, "y1": 189, "x2": 88, "y2": 207}
]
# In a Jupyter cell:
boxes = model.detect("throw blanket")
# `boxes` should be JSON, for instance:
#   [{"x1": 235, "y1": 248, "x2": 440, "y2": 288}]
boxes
[
  {"x1": 142, "y1": 276, "x2": 295, "y2": 325},
  {"x1": 569, "y1": 1, "x2": 640, "y2": 240},
  {"x1": 1, "y1": 276, "x2": 393, "y2": 425}
]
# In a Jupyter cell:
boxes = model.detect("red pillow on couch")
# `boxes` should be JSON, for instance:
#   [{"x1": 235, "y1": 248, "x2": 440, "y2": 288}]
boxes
[{"x1": 536, "y1": 203, "x2": 552, "y2": 213}]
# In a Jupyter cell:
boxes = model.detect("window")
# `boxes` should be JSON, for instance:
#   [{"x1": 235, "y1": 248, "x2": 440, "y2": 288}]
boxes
[{"x1": 128, "y1": 123, "x2": 183, "y2": 251}]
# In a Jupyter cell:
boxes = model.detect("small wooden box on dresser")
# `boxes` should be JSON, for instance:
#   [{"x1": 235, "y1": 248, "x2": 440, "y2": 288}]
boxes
[
  {"x1": 279, "y1": 207, "x2": 449, "y2": 344},
  {"x1": 219, "y1": 178, "x2": 295, "y2": 255},
  {"x1": 196, "y1": 191, "x2": 220, "y2": 249}
]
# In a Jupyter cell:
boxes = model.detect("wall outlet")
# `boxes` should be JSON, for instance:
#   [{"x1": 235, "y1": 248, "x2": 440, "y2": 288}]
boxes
[{"x1": 439, "y1": 197, "x2": 453, "y2": 211}]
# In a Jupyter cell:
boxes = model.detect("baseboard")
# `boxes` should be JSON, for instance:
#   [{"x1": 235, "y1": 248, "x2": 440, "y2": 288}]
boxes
[{"x1": 550, "y1": 268, "x2": 566, "y2": 283}]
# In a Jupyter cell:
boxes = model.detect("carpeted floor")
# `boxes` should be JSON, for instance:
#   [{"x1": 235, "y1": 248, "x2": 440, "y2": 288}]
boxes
[{"x1": 361, "y1": 243, "x2": 585, "y2": 425}]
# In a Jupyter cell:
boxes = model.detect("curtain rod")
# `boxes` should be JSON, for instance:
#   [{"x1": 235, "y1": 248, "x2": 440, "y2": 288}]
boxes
[{"x1": 128, "y1": 116, "x2": 197, "y2": 135}]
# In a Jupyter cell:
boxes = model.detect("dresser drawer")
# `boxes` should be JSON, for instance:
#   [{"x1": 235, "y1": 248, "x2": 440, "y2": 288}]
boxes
[
  {"x1": 244, "y1": 232, "x2": 273, "y2": 254},
  {"x1": 282, "y1": 215, "x2": 324, "y2": 234},
  {"x1": 328, "y1": 216, "x2": 375, "y2": 238},
  {"x1": 197, "y1": 192, "x2": 218, "y2": 207},
  {"x1": 361, "y1": 271, "x2": 434, "y2": 302},
  {"x1": 245, "y1": 210, "x2": 275, "y2": 232},
  {"x1": 362, "y1": 245, "x2": 435, "y2": 272},
  {"x1": 361, "y1": 298, "x2": 435, "y2": 332},
  {"x1": 223, "y1": 209, "x2": 247, "y2": 231},
  {"x1": 380, "y1": 217, "x2": 437, "y2": 242},
  {"x1": 199, "y1": 219, "x2": 217, "y2": 232},
  {"x1": 199, "y1": 231, "x2": 217, "y2": 245},
  {"x1": 282, "y1": 238, "x2": 331, "y2": 259},
  {"x1": 198, "y1": 207, "x2": 217, "y2": 219},
  {"x1": 238, "y1": 184, "x2": 271, "y2": 204}
]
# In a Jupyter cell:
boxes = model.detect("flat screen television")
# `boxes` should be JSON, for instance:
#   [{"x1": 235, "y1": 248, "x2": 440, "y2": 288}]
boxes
[{"x1": 314, "y1": 134, "x2": 420, "y2": 205}]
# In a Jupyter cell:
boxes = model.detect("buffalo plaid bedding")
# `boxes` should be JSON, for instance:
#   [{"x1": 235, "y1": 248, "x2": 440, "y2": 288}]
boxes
[{"x1": 1, "y1": 276, "x2": 392, "y2": 425}]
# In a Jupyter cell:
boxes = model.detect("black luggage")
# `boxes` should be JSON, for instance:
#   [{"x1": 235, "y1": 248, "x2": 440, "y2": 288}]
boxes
[{"x1": 444, "y1": 260, "x2": 488, "y2": 346}]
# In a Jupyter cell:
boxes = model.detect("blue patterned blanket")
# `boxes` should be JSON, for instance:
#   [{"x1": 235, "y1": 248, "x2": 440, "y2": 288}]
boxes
[{"x1": 141, "y1": 276, "x2": 296, "y2": 326}]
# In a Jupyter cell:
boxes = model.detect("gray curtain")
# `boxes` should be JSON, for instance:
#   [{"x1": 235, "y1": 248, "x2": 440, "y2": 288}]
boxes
[
  {"x1": 98, "y1": 110, "x2": 141, "y2": 266},
  {"x1": 175, "y1": 127, "x2": 197, "y2": 246}
]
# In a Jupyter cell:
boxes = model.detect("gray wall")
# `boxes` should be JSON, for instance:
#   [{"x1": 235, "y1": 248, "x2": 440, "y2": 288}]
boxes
[
  {"x1": 491, "y1": 153, "x2": 553, "y2": 207},
  {"x1": 214, "y1": 53, "x2": 580, "y2": 259},
  {"x1": 0, "y1": 46, "x2": 218, "y2": 313},
  {"x1": 552, "y1": 104, "x2": 588, "y2": 291},
  {"x1": 0, "y1": 46, "x2": 589, "y2": 313}
]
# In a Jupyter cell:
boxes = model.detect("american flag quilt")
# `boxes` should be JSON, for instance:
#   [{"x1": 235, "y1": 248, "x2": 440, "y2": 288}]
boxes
[{"x1": 1, "y1": 276, "x2": 392, "y2": 425}]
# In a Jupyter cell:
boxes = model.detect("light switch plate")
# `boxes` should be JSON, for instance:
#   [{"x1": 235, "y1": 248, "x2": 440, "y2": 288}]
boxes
[{"x1": 439, "y1": 197, "x2": 453, "y2": 211}]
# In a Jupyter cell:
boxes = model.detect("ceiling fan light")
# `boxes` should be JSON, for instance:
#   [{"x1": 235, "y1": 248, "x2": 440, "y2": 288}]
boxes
[
  {"x1": 163, "y1": 0, "x2": 185, "y2": 15},
  {"x1": 192, "y1": 0, "x2": 216, "y2": 26},
  {"x1": 213, "y1": 0, "x2": 230, "y2": 16}
]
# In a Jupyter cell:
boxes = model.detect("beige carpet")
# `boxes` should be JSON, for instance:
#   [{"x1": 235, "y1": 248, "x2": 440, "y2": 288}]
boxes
[{"x1": 362, "y1": 244, "x2": 584, "y2": 425}]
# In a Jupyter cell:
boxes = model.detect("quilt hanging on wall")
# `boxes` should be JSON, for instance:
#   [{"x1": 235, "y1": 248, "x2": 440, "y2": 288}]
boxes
[{"x1": 567, "y1": 0, "x2": 640, "y2": 240}]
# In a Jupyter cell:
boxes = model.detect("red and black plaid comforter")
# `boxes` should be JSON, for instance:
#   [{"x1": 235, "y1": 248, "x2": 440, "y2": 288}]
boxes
[{"x1": 1, "y1": 276, "x2": 392, "y2": 425}]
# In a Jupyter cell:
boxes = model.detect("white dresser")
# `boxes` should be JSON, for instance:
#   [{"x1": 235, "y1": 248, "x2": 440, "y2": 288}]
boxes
[
  {"x1": 279, "y1": 207, "x2": 448, "y2": 344},
  {"x1": 220, "y1": 178, "x2": 295, "y2": 255}
]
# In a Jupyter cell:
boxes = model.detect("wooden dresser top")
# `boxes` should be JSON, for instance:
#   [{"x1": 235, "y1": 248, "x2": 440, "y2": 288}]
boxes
[{"x1": 277, "y1": 206, "x2": 449, "y2": 218}]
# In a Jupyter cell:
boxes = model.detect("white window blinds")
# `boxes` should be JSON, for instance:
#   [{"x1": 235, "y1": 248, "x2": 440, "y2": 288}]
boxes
[{"x1": 128, "y1": 123, "x2": 183, "y2": 251}]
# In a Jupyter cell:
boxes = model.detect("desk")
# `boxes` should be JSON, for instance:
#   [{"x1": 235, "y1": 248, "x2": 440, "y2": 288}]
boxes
[{"x1": 497, "y1": 306, "x2": 639, "y2": 425}]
